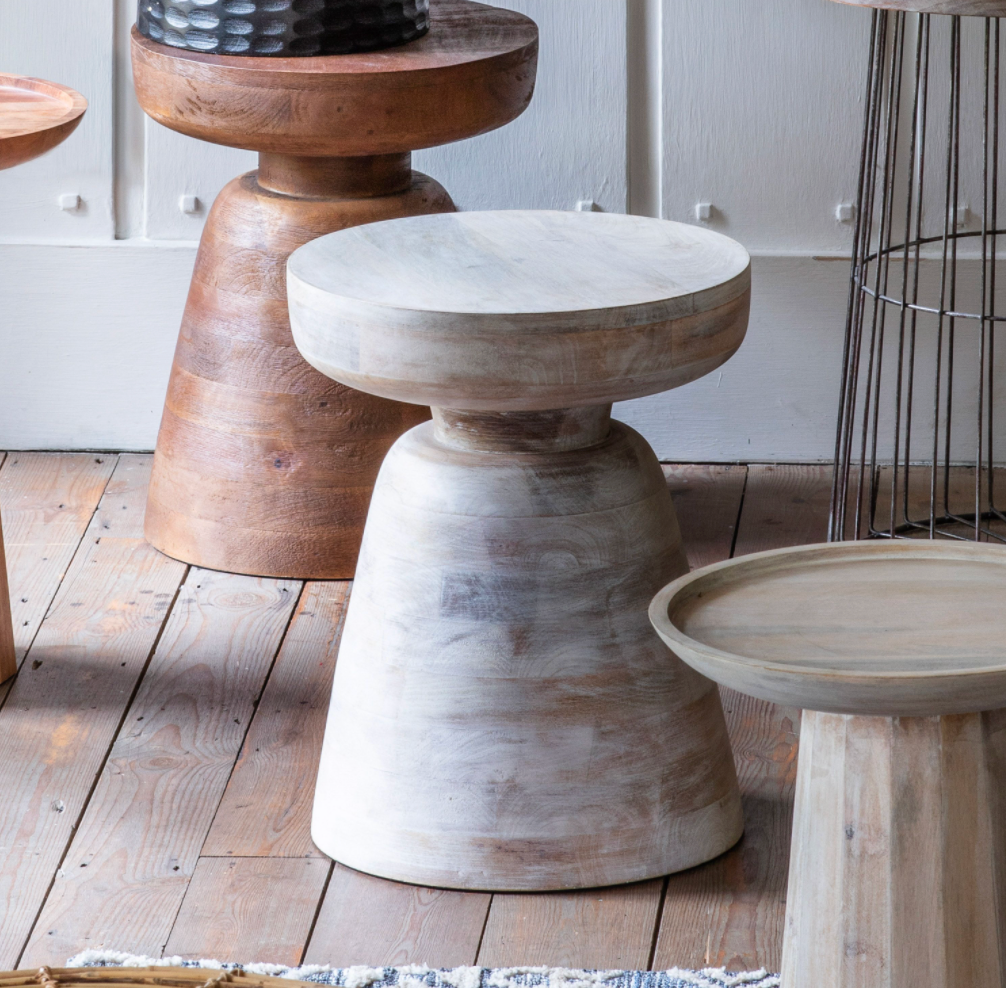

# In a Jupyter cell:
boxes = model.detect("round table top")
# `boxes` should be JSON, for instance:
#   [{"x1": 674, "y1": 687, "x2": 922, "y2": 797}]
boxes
[
  {"x1": 0, "y1": 75, "x2": 86, "y2": 172},
  {"x1": 830, "y1": 0, "x2": 1006, "y2": 14},
  {"x1": 650, "y1": 540, "x2": 1006, "y2": 718},
  {"x1": 130, "y1": 0, "x2": 538, "y2": 155},
  {"x1": 288, "y1": 210, "x2": 752, "y2": 411}
]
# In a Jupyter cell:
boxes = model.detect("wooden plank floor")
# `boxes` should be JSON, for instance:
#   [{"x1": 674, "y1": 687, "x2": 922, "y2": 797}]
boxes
[{"x1": 0, "y1": 454, "x2": 831, "y2": 972}]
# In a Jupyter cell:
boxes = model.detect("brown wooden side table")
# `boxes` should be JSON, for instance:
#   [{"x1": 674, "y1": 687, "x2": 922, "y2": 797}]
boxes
[
  {"x1": 131, "y1": 0, "x2": 538, "y2": 578},
  {"x1": 0, "y1": 74, "x2": 86, "y2": 684}
]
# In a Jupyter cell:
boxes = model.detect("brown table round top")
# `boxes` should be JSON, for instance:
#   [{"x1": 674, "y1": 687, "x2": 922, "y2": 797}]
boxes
[
  {"x1": 650, "y1": 540, "x2": 1006, "y2": 718},
  {"x1": 288, "y1": 210, "x2": 751, "y2": 411},
  {"x1": 0, "y1": 74, "x2": 86, "y2": 172},
  {"x1": 130, "y1": 0, "x2": 538, "y2": 156},
  {"x1": 830, "y1": 0, "x2": 1006, "y2": 15}
]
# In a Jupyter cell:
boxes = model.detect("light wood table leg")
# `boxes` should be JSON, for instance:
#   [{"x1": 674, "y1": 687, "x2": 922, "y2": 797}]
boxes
[
  {"x1": 0, "y1": 512, "x2": 15, "y2": 683},
  {"x1": 782, "y1": 708, "x2": 1006, "y2": 988}
]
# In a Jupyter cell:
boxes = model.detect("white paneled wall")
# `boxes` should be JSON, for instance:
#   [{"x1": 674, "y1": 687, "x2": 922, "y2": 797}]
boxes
[{"x1": 0, "y1": 0, "x2": 879, "y2": 458}]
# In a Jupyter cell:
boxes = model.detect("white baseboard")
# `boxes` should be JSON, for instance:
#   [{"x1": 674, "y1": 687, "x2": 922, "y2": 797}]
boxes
[{"x1": 0, "y1": 243, "x2": 851, "y2": 461}]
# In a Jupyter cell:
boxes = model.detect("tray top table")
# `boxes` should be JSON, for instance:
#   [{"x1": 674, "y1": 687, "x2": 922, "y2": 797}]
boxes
[
  {"x1": 651, "y1": 540, "x2": 1006, "y2": 988},
  {"x1": 0, "y1": 74, "x2": 86, "y2": 172},
  {"x1": 0, "y1": 74, "x2": 87, "y2": 686},
  {"x1": 131, "y1": 0, "x2": 539, "y2": 580},
  {"x1": 290, "y1": 209, "x2": 751, "y2": 891}
]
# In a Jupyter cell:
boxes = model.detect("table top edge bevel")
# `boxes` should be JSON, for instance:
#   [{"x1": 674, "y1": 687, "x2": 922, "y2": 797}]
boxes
[{"x1": 649, "y1": 539, "x2": 1006, "y2": 716}]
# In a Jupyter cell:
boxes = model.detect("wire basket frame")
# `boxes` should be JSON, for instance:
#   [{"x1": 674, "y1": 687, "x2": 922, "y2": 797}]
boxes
[{"x1": 830, "y1": 9, "x2": 1006, "y2": 542}]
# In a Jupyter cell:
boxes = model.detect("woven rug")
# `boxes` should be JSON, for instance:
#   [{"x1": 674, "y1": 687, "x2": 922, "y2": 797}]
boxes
[{"x1": 67, "y1": 951, "x2": 779, "y2": 988}]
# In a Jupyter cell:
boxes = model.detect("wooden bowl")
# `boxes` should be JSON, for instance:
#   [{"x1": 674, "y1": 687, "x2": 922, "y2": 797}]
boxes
[{"x1": 0, "y1": 75, "x2": 87, "y2": 172}]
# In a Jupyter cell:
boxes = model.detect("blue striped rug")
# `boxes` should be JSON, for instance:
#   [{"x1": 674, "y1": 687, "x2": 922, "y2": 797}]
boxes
[{"x1": 67, "y1": 951, "x2": 779, "y2": 988}]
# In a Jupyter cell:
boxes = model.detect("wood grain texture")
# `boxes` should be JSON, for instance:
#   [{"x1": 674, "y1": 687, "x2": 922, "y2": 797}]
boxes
[
  {"x1": 654, "y1": 463, "x2": 823, "y2": 974},
  {"x1": 0, "y1": 455, "x2": 187, "y2": 969},
  {"x1": 143, "y1": 167, "x2": 447, "y2": 579},
  {"x1": 0, "y1": 453, "x2": 117, "y2": 668},
  {"x1": 313, "y1": 420, "x2": 742, "y2": 890},
  {"x1": 830, "y1": 0, "x2": 1006, "y2": 13},
  {"x1": 305, "y1": 865, "x2": 489, "y2": 967},
  {"x1": 203, "y1": 581, "x2": 350, "y2": 858},
  {"x1": 663, "y1": 464, "x2": 747, "y2": 570},
  {"x1": 129, "y1": 1, "x2": 538, "y2": 157},
  {"x1": 652, "y1": 541, "x2": 1006, "y2": 717},
  {"x1": 288, "y1": 211, "x2": 752, "y2": 410},
  {"x1": 0, "y1": 75, "x2": 85, "y2": 171},
  {"x1": 164, "y1": 857, "x2": 330, "y2": 966},
  {"x1": 472, "y1": 464, "x2": 750, "y2": 969},
  {"x1": 21, "y1": 568, "x2": 299, "y2": 967},
  {"x1": 733, "y1": 464, "x2": 832, "y2": 555},
  {"x1": 781, "y1": 709, "x2": 1006, "y2": 988},
  {"x1": 478, "y1": 880, "x2": 664, "y2": 969}
]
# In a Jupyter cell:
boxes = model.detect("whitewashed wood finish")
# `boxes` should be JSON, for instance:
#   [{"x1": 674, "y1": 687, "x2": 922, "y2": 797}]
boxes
[
  {"x1": 650, "y1": 540, "x2": 1006, "y2": 717},
  {"x1": 300, "y1": 209, "x2": 749, "y2": 889},
  {"x1": 288, "y1": 211, "x2": 751, "y2": 411},
  {"x1": 651, "y1": 539, "x2": 1006, "y2": 987},
  {"x1": 312, "y1": 420, "x2": 743, "y2": 890},
  {"x1": 782, "y1": 708, "x2": 1006, "y2": 988}
]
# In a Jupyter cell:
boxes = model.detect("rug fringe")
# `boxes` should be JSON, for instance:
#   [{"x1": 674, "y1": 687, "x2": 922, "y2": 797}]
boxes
[{"x1": 65, "y1": 951, "x2": 780, "y2": 988}]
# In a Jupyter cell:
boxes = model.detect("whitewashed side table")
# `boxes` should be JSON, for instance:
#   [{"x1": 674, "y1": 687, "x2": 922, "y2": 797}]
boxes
[
  {"x1": 288, "y1": 210, "x2": 751, "y2": 890},
  {"x1": 651, "y1": 540, "x2": 1006, "y2": 988}
]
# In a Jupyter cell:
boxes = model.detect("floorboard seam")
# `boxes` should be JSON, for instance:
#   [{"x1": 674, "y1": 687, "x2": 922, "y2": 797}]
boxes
[
  {"x1": 646, "y1": 876, "x2": 670, "y2": 970},
  {"x1": 298, "y1": 859, "x2": 336, "y2": 965},
  {"x1": 472, "y1": 894, "x2": 494, "y2": 966},
  {"x1": 0, "y1": 453, "x2": 120, "y2": 713},
  {"x1": 13, "y1": 559, "x2": 191, "y2": 969},
  {"x1": 193, "y1": 578, "x2": 307, "y2": 862},
  {"x1": 728, "y1": 466, "x2": 751, "y2": 560}
]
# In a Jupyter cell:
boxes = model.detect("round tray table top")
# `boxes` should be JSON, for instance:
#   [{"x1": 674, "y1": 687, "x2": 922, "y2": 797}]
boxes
[
  {"x1": 0, "y1": 74, "x2": 86, "y2": 171},
  {"x1": 288, "y1": 210, "x2": 751, "y2": 410},
  {"x1": 650, "y1": 540, "x2": 1006, "y2": 718},
  {"x1": 130, "y1": 0, "x2": 538, "y2": 155},
  {"x1": 830, "y1": 0, "x2": 1006, "y2": 15}
]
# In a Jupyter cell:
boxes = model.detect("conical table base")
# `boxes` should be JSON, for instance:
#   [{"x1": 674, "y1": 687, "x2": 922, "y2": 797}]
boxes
[{"x1": 312, "y1": 413, "x2": 744, "y2": 890}]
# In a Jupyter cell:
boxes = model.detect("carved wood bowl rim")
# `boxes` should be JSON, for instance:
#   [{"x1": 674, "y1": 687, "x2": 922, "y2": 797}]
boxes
[
  {"x1": 650, "y1": 539, "x2": 1006, "y2": 718},
  {"x1": 0, "y1": 74, "x2": 87, "y2": 168}
]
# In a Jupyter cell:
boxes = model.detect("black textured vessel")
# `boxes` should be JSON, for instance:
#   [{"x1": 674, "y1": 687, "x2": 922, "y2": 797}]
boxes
[{"x1": 136, "y1": 0, "x2": 430, "y2": 56}]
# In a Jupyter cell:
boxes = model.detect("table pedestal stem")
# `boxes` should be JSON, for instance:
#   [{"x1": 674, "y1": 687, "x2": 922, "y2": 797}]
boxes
[
  {"x1": 783, "y1": 709, "x2": 1006, "y2": 988},
  {"x1": 144, "y1": 155, "x2": 453, "y2": 578},
  {"x1": 311, "y1": 411, "x2": 743, "y2": 889}
]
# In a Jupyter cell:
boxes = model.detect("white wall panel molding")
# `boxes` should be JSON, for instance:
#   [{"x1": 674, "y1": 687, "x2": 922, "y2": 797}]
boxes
[
  {"x1": 661, "y1": 0, "x2": 871, "y2": 252},
  {"x1": 0, "y1": 243, "x2": 852, "y2": 461}
]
